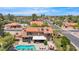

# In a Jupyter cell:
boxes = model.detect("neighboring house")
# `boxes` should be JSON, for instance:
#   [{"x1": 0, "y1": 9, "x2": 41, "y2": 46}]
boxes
[
  {"x1": 20, "y1": 24, "x2": 28, "y2": 27},
  {"x1": 4, "y1": 22, "x2": 23, "y2": 35},
  {"x1": 30, "y1": 20, "x2": 43, "y2": 26},
  {"x1": 62, "y1": 22, "x2": 77, "y2": 29}
]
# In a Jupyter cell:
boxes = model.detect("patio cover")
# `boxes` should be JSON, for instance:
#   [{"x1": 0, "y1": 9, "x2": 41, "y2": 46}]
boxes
[{"x1": 33, "y1": 36, "x2": 46, "y2": 40}]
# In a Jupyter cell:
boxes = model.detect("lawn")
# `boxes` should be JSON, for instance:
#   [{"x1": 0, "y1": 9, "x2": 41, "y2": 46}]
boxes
[
  {"x1": 53, "y1": 37, "x2": 63, "y2": 51},
  {"x1": 53, "y1": 36, "x2": 76, "y2": 51}
]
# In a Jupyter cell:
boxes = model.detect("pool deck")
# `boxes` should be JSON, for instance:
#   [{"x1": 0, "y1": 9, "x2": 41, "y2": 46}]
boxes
[{"x1": 13, "y1": 40, "x2": 56, "y2": 51}]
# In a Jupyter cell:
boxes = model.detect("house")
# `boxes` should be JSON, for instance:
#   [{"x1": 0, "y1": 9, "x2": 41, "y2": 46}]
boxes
[
  {"x1": 15, "y1": 27, "x2": 53, "y2": 42},
  {"x1": 25, "y1": 27, "x2": 53, "y2": 37},
  {"x1": 20, "y1": 24, "x2": 28, "y2": 27},
  {"x1": 4, "y1": 22, "x2": 23, "y2": 35},
  {"x1": 30, "y1": 20, "x2": 43, "y2": 26},
  {"x1": 62, "y1": 22, "x2": 77, "y2": 29},
  {"x1": 4, "y1": 22, "x2": 22, "y2": 30}
]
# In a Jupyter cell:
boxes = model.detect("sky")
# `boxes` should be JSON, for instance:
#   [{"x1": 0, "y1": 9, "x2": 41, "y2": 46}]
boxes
[{"x1": 0, "y1": 7, "x2": 79, "y2": 16}]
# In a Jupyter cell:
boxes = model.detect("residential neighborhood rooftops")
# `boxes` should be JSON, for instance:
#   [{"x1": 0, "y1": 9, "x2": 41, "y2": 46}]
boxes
[
  {"x1": 4, "y1": 22, "x2": 22, "y2": 30},
  {"x1": 30, "y1": 20, "x2": 43, "y2": 26},
  {"x1": 24, "y1": 27, "x2": 53, "y2": 33},
  {"x1": 5, "y1": 22, "x2": 21, "y2": 26},
  {"x1": 15, "y1": 30, "x2": 27, "y2": 38},
  {"x1": 63, "y1": 22, "x2": 77, "y2": 27}
]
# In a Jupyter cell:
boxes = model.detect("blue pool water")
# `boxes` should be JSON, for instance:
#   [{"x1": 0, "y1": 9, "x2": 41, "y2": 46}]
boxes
[{"x1": 16, "y1": 45, "x2": 36, "y2": 51}]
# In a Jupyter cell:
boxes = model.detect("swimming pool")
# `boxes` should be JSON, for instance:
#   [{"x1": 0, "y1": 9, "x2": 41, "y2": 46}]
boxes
[{"x1": 15, "y1": 45, "x2": 36, "y2": 51}]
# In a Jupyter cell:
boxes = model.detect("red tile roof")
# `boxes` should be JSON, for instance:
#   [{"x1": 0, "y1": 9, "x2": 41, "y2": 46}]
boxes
[
  {"x1": 15, "y1": 27, "x2": 53, "y2": 39},
  {"x1": 64, "y1": 22, "x2": 77, "y2": 27},
  {"x1": 26, "y1": 27, "x2": 40, "y2": 32},
  {"x1": 30, "y1": 21, "x2": 43, "y2": 26},
  {"x1": 24, "y1": 27, "x2": 53, "y2": 33},
  {"x1": 5, "y1": 22, "x2": 21, "y2": 27}
]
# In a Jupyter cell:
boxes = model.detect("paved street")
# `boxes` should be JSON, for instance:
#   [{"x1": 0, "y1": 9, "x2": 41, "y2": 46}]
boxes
[
  {"x1": 69, "y1": 30, "x2": 79, "y2": 32},
  {"x1": 47, "y1": 20, "x2": 79, "y2": 50}
]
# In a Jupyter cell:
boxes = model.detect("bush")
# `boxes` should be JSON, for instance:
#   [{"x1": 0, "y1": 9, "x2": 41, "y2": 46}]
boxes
[
  {"x1": 61, "y1": 36, "x2": 70, "y2": 51},
  {"x1": 2, "y1": 32, "x2": 11, "y2": 37},
  {"x1": 62, "y1": 36, "x2": 70, "y2": 45},
  {"x1": 44, "y1": 40, "x2": 48, "y2": 45}
]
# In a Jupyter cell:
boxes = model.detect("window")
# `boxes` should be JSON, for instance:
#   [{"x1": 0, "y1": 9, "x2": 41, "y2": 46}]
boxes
[{"x1": 27, "y1": 32, "x2": 32, "y2": 35}]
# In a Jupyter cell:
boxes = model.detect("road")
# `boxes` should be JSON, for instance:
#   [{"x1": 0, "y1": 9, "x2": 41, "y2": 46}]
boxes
[{"x1": 47, "y1": 20, "x2": 79, "y2": 50}]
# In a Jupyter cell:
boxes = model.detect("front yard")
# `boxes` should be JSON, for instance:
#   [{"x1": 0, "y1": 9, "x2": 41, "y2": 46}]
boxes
[{"x1": 53, "y1": 30, "x2": 77, "y2": 51}]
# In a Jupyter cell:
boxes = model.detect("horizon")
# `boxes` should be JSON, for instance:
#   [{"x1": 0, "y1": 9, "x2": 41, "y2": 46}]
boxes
[{"x1": 0, "y1": 7, "x2": 79, "y2": 16}]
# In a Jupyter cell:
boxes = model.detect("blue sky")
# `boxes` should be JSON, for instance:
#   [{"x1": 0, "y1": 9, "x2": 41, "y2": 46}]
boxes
[{"x1": 0, "y1": 7, "x2": 79, "y2": 16}]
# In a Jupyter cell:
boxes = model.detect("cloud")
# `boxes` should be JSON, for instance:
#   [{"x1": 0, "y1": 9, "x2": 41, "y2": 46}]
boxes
[
  {"x1": 0, "y1": 7, "x2": 79, "y2": 16},
  {"x1": 5, "y1": 8, "x2": 49, "y2": 15},
  {"x1": 31, "y1": 7, "x2": 49, "y2": 10},
  {"x1": 9, "y1": 10, "x2": 46, "y2": 15}
]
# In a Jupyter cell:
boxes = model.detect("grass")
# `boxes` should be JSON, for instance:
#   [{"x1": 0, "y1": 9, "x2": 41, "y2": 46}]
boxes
[
  {"x1": 53, "y1": 37, "x2": 63, "y2": 51},
  {"x1": 53, "y1": 36, "x2": 77, "y2": 51}
]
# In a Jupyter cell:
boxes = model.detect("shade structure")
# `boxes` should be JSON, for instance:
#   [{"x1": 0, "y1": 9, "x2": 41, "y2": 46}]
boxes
[{"x1": 33, "y1": 36, "x2": 46, "y2": 40}]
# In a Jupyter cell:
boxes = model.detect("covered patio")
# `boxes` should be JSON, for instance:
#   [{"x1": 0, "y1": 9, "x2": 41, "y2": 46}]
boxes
[{"x1": 33, "y1": 36, "x2": 46, "y2": 43}]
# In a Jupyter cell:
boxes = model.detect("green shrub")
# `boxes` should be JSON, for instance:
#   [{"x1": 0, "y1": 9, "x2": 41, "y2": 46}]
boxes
[
  {"x1": 44, "y1": 40, "x2": 48, "y2": 45},
  {"x1": 61, "y1": 36, "x2": 70, "y2": 51}
]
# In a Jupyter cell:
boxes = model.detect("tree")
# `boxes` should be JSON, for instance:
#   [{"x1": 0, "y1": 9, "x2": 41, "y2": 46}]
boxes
[
  {"x1": 0, "y1": 13, "x2": 4, "y2": 20},
  {"x1": 53, "y1": 19, "x2": 62, "y2": 27},
  {"x1": 0, "y1": 37, "x2": 5, "y2": 48},
  {"x1": 0, "y1": 32, "x2": 15, "y2": 50},
  {"x1": 0, "y1": 19, "x2": 5, "y2": 36},
  {"x1": 32, "y1": 14, "x2": 37, "y2": 20},
  {"x1": 7, "y1": 14, "x2": 15, "y2": 21},
  {"x1": 41, "y1": 14, "x2": 45, "y2": 18},
  {"x1": 44, "y1": 40, "x2": 48, "y2": 45},
  {"x1": 61, "y1": 36, "x2": 70, "y2": 51}
]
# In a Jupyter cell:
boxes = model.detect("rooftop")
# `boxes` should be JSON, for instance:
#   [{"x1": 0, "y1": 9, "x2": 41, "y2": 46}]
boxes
[
  {"x1": 5, "y1": 22, "x2": 21, "y2": 27},
  {"x1": 25, "y1": 27, "x2": 53, "y2": 33},
  {"x1": 30, "y1": 20, "x2": 43, "y2": 26},
  {"x1": 63, "y1": 22, "x2": 77, "y2": 26}
]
